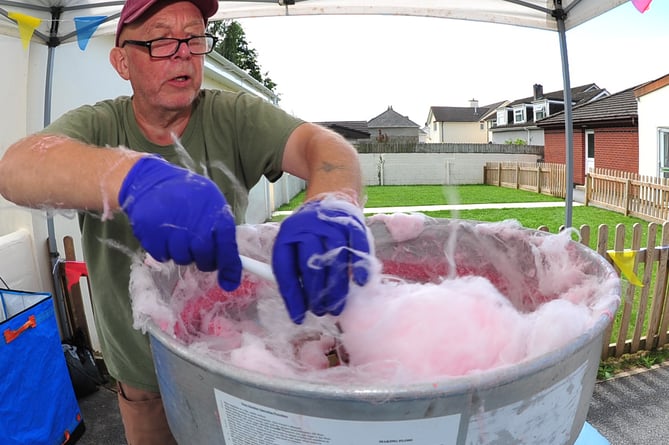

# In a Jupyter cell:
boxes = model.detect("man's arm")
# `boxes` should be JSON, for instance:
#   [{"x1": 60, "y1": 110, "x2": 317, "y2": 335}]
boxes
[
  {"x1": 0, "y1": 134, "x2": 141, "y2": 214},
  {"x1": 0, "y1": 133, "x2": 242, "y2": 290},
  {"x1": 272, "y1": 122, "x2": 371, "y2": 323},
  {"x1": 280, "y1": 122, "x2": 363, "y2": 206}
]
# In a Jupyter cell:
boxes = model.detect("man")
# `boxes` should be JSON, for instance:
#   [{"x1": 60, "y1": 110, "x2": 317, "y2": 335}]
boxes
[{"x1": 0, "y1": 0, "x2": 370, "y2": 443}]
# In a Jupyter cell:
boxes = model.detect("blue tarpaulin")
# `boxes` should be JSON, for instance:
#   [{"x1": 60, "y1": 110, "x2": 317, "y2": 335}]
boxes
[{"x1": 0, "y1": 289, "x2": 83, "y2": 444}]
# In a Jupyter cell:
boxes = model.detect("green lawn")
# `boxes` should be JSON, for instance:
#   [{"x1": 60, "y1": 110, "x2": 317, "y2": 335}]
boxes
[
  {"x1": 275, "y1": 185, "x2": 653, "y2": 251},
  {"x1": 277, "y1": 184, "x2": 562, "y2": 210}
]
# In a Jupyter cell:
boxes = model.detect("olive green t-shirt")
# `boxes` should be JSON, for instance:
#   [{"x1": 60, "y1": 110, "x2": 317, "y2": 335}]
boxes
[{"x1": 43, "y1": 89, "x2": 303, "y2": 391}]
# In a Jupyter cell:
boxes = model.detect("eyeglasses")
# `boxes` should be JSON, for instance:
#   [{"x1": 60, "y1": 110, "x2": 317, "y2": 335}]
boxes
[{"x1": 121, "y1": 34, "x2": 217, "y2": 58}]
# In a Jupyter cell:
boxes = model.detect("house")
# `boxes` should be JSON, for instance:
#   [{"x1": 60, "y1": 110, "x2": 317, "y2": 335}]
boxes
[
  {"x1": 488, "y1": 83, "x2": 609, "y2": 146},
  {"x1": 425, "y1": 100, "x2": 503, "y2": 143},
  {"x1": 536, "y1": 86, "x2": 639, "y2": 185},
  {"x1": 634, "y1": 73, "x2": 669, "y2": 179},
  {"x1": 316, "y1": 106, "x2": 423, "y2": 143},
  {"x1": 368, "y1": 106, "x2": 422, "y2": 143}
]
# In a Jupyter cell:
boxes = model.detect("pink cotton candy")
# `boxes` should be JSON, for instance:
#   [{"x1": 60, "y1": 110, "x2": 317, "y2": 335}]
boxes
[
  {"x1": 339, "y1": 276, "x2": 527, "y2": 378},
  {"x1": 368, "y1": 213, "x2": 427, "y2": 242},
  {"x1": 130, "y1": 217, "x2": 620, "y2": 385}
]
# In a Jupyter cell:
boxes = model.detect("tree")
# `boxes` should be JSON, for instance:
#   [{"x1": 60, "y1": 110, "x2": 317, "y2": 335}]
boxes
[{"x1": 207, "y1": 20, "x2": 278, "y2": 94}]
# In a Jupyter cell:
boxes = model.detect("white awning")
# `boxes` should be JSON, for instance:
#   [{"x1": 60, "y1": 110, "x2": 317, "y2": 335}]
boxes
[{"x1": 0, "y1": 0, "x2": 629, "y2": 46}]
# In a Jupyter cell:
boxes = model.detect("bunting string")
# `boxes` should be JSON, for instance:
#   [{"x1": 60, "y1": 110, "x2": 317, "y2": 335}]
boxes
[{"x1": 5, "y1": 11, "x2": 110, "y2": 51}]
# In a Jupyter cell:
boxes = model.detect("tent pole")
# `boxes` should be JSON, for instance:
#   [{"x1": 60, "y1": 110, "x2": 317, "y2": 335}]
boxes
[
  {"x1": 44, "y1": 43, "x2": 72, "y2": 340},
  {"x1": 555, "y1": 11, "x2": 574, "y2": 228}
]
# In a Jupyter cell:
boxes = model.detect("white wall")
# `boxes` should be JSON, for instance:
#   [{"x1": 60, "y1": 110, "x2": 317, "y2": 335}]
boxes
[
  {"x1": 492, "y1": 127, "x2": 544, "y2": 146},
  {"x1": 0, "y1": 35, "x2": 29, "y2": 152},
  {"x1": 360, "y1": 153, "x2": 540, "y2": 186},
  {"x1": 0, "y1": 35, "x2": 53, "y2": 296},
  {"x1": 637, "y1": 84, "x2": 669, "y2": 177}
]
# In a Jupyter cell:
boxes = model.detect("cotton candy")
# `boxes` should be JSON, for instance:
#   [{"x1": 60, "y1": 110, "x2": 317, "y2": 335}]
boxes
[{"x1": 130, "y1": 215, "x2": 620, "y2": 385}]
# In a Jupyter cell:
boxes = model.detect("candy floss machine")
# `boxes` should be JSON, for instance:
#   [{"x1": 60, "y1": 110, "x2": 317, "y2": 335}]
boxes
[{"x1": 131, "y1": 217, "x2": 620, "y2": 445}]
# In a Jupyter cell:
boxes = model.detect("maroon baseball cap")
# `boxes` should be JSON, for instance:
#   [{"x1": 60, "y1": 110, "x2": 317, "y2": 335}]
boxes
[{"x1": 115, "y1": 0, "x2": 219, "y2": 46}]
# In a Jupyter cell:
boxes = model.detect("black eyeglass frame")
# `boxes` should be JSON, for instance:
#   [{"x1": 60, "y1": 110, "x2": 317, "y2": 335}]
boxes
[{"x1": 121, "y1": 34, "x2": 218, "y2": 58}]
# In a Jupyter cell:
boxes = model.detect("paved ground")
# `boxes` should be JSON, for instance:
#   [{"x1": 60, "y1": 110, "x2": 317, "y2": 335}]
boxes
[
  {"x1": 587, "y1": 363, "x2": 669, "y2": 444},
  {"x1": 76, "y1": 383, "x2": 125, "y2": 445}
]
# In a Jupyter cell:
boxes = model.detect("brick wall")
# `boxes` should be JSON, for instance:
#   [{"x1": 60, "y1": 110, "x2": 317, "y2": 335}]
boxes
[
  {"x1": 595, "y1": 127, "x2": 639, "y2": 173},
  {"x1": 543, "y1": 127, "x2": 638, "y2": 185}
]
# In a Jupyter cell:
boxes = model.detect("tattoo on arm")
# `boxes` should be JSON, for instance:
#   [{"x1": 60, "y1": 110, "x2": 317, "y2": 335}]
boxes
[{"x1": 320, "y1": 161, "x2": 345, "y2": 173}]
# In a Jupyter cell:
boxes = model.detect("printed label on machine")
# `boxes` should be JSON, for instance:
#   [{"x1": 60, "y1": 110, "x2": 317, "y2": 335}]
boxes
[
  {"x1": 465, "y1": 361, "x2": 588, "y2": 444},
  {"x1": 215, "y1": 390, "x2": 461, "y2": 445}
]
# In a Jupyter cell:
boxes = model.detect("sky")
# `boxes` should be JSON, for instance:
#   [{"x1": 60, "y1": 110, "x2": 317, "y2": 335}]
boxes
[{"x1": 237, "y1": 1, "x2": 668, "y2": 127}]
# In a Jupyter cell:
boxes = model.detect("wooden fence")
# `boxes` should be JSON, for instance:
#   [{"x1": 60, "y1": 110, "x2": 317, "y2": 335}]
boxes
[
  {"x1": 542, "y1": 222, "x2": 669, "y2": 360},
  {"x1": 585, "y1": 169, "x2": 669, "y2": 223},
  {"x1": 484, "y1": 162, "x2": 669, "y2": 359},
  {"x1": 483, "y1": 162, "x2": 567, "y2": 198}
]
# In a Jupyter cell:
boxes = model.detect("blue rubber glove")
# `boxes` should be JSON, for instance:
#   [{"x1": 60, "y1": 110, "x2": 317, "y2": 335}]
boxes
[
  {"x1": 119, "y1": 156, "x2": 241, "y2": 291},
  {"x1": 272, "y1": 197, "x2": 372, "y2": 324}
]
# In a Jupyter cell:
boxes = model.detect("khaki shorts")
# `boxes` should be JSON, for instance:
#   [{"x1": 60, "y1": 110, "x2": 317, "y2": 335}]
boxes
[{"x1": 117, "y1": 382, "x2": 177, "y2": 445}]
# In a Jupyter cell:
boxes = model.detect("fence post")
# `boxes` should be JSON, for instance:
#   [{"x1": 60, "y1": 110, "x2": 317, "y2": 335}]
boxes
[
  {"x1": 536, "y1": 165, "x2": 541, "y2": 194},
  {"x1": 584, "y1": 174, "x2": 590, "y2": 206},
  {"x1": 497, "y1": 163, "x2": 502, "y2": 187},
  {"x1": 624, "y1": 179, "x2": 630, "y2": 216},
  {"x1": 516, "y1": 164, "x2": 520, "y2": 189}
]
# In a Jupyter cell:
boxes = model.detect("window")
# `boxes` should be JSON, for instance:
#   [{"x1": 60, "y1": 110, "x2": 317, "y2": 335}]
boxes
[
  {"x1": 496, "y1": 110, "x2": 507, "y2": 126},
  {"x1": 513, "y1": 106, "x2": 526, "y2": 123},
  {"x1": 433, "y1": 122, "x2": 437, "y2": 131},
  {"x1": 534, "y1": 104, "x2": 546, "y2": 121},
  {"x1": 587, "y1": 132, "x2": 595, "y2": 158},
  {"x1": 660, "y1": 128, "x2": 669, "y2": 179}
]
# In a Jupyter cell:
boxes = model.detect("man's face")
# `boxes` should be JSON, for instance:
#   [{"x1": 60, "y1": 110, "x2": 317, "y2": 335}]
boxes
[{"x1": 115, "y1": 1, "x2": 207, "y2": 113}]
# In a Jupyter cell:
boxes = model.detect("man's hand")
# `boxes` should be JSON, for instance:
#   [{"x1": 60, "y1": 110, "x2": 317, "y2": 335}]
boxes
[
  {"x1": 119, "y1": 156, "x2": 241, "y2": 291},
  {"x1": 272, "y1": 197, "x2": 372, "y2": 324}
]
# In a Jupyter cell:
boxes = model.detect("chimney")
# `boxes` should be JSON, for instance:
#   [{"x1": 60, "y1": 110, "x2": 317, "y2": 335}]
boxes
[
  {"x1": 533, "y1": 84, "x2": 543, "y2": 100},
  {"x1": 469, "y1": 98, "x2": 478, "y2": 113}
]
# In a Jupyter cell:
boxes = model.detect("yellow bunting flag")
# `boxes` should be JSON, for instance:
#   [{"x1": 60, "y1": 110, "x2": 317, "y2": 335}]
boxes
[
  {"x1": 607, "y1": 250, "x2": 643, "y2": 287},
  {"x1": 8, "y1": 12, "x2": 41, "y2": 49}
]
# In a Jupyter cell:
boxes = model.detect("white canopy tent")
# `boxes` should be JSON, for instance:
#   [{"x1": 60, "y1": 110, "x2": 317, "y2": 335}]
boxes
[
  {"x1": 0, "y1": 0, "x2": 633, "y2": 332},
  {"x1": 0, "y1": 0, "x2": 633, "y2": 226}
]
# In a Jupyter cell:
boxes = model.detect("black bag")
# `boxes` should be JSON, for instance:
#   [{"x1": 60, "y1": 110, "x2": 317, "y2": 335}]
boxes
[{"x1": 62, "y1": 330, "x2": 106, "y2": 398}]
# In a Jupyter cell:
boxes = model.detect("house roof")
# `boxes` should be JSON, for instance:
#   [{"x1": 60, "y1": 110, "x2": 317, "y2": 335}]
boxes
[
  {"x1": 506, "y1": 83, "x2": 603, "y2": 107},
  {"x1": 429, "y1": 102, "x2": 503, "y2": 123},
  {"x1": 316, "y1": 120, "x2": 370, "y2": 137},
  {"x1": 368, "y1": 106, "x2": 420, "y2": 129},
  {"x1": 535, "y1": 87, "x2": 638, "y2": 127},
  {"x1": 634, "y1": 72, "x2": 669, "y2": 98}
]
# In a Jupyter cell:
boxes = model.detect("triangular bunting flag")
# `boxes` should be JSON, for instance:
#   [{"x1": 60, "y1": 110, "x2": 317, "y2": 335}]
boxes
[
  {"x1": 607, "y1": 250, "x2": 643, "y2": 287},
  {"x1": 631, "y1": 0, "x2": 653, "y2": 13},
  {"x1": 8, "y1": 12, "x2": 41, "y2": 49},
  {"x1": 74, "y1": 16, "x2": 107, "y2": 51}
]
